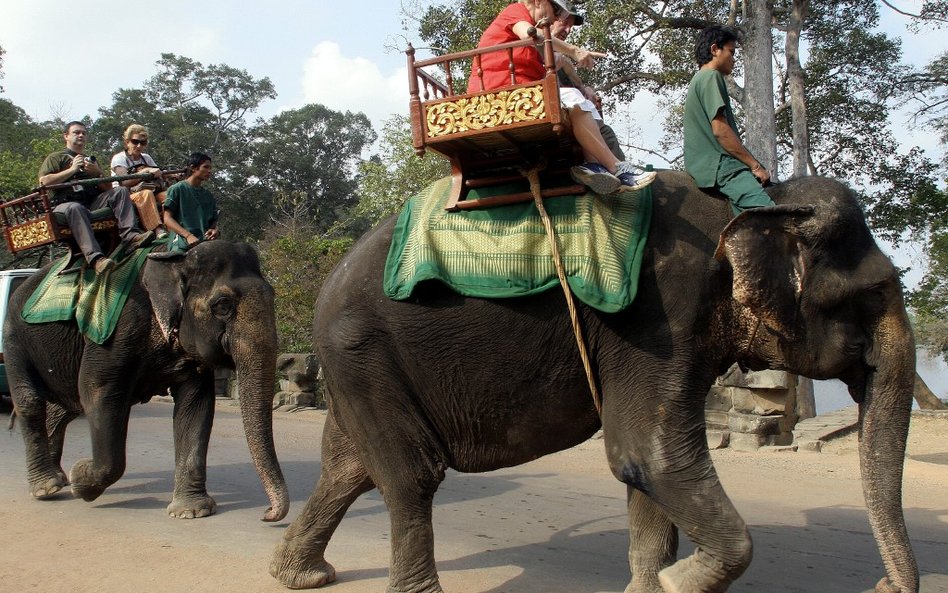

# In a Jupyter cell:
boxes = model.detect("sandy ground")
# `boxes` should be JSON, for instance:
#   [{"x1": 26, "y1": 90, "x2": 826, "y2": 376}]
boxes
[{"x1": 0, "y1": 403, "x2": 945, "y2": 593}]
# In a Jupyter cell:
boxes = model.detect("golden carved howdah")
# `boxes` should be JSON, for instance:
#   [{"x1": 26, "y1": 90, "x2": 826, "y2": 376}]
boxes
[
  {"x1": 425, "y1": 85, "x2": 547, "y2": 138},
  {"x1": 10, "y1": 219, "x2": 54, "y2": 251}
]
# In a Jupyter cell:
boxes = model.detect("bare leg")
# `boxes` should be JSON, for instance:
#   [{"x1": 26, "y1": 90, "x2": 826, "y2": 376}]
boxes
[
  {"x1": 270, "y1": 412, "x2": 374, "y2": 589},
  {"x1": 570, "y1": 107, "x2": 620, "y2": 171}
]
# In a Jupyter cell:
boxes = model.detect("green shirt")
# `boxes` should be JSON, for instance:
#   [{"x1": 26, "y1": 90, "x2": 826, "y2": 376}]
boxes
[
  {"x1": 163, "y1": 180, "x2": 219, "y2": 251},
  {"x1": 37, "y1": 149, "x2": 102, "y2": 205},
  {"x1": 683, "y1": 68, "x2": 739, "y2": 188}
]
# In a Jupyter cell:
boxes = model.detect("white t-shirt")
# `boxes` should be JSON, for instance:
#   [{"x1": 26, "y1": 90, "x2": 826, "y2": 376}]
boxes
[{"x1": 111, "y1": 151, "x2": 158, "y2": 187}]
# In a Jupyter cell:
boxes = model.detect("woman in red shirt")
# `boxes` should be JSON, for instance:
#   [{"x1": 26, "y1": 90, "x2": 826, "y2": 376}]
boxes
[{"x1": 469, "y1": 0, "x2": 655, "y2": 193}]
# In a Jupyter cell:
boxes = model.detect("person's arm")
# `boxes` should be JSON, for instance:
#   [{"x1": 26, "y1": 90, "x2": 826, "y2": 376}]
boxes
[
  {"x1": 710, "y1": 112, "x2": 770, "y2": 184},
  {"x1": 511, "y1": 20, "x2": 605, "y2": 69},
  {"x1": 38, "y1": 155, "x2": 83, "y2": 186},
  {"x1": 163, "y1": 209, "x2": 201, "y2": 247}
]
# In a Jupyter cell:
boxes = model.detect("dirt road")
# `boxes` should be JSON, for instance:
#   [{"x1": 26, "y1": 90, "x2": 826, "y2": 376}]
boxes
[{"x1": 1, "y1": 401, "x2": 945, "y2": 593}]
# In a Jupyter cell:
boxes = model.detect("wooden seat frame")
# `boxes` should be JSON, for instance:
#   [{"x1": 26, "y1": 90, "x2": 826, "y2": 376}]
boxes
[
  {"x1": 0, "y1": 189, "x2": 119, "y2": 258},
  {"x1": 407, "y1": 21, "x2": 584, "y2": 210}
]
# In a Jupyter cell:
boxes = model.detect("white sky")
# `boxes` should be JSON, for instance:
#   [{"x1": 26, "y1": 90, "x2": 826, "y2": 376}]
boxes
[{"x1": 2, "y1": 1, "x2": 946, "y2": 403}]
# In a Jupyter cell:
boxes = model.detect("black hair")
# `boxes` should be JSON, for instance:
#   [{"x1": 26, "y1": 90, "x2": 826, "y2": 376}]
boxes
[
  {"x1": 186, "y1": 151, "x2": 212, "y2": 172},
  {"x1": 694, "y1": 25, "x2": 739, "y2": 66},
  {"x1": 63, "y1": 120, "x2": 86, "y2": 134}
]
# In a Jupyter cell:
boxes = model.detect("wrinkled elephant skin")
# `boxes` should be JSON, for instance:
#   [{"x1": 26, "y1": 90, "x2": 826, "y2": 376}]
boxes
[
  {"x1": 270, "y1": 172, "x2": 917, "y2": 593},
  {"x1": 4, "y1": 241, "x2": 288, "y2": 523}
]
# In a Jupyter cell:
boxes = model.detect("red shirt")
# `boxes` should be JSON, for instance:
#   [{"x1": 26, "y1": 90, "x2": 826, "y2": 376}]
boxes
[{"x1": 467, "y1": 3, "x2": 546, "y2": 93}]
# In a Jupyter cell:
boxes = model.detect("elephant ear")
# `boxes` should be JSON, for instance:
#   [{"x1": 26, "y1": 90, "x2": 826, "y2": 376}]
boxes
[
  {"x1": 141, "y1": 253, "x2": 187, "y2": 345},
  {"x1": 714, "y1": 204, "x2": 815, "y2": 338}
]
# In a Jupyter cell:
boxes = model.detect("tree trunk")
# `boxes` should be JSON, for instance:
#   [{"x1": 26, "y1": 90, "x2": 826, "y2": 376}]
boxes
[
  {"x1": 740, "y1": 0, "x2": 778, "y2": 177},
  {"x1": 786, "y1": 0, "x2": 811, "y2": 178},
  {"x1": 914, "y1": 371, "x2": 947, "y2": 409}
]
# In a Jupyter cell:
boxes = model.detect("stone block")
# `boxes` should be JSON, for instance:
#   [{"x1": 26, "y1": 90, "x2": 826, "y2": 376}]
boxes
[
  {"x1": 277, "y1": 353, "x2": 320, "y2": 392},
  {"x1": 707, "y1": 430, "x2": 730, "y2": 450},
  {"x1": 728, "y1": 411, "x2": 782, "y2": 435},
  {"x1": 743, "y1": 369, "x2": 792, "y2": 390},
  {"x1": 717, "y1": 364, "x2": 745, "y2": 387},
  {"x1": 273, "y1": 391, "x2": 317, "y2": 408},
  {"x1": 705, "y1": 409, "x2": 729, "y2": 430},
  {"x1": 729, "y1": 432, "x2": 773, "y2": 451},
  {"x1": 730, "y1": 387, "x2": 788, "y2": 415},
  {"x1": 796, "y1": 439, "x2": 823, "y2": 453},
  {"x1": 706, "y1": 385, "x2": 733, "y2": 411},
  {"x1": 759, "y1": 444, "x2": 798, "y2": 453}
]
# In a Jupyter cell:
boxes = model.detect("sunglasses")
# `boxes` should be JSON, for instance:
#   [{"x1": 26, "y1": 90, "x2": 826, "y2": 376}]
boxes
[{"x1": 129, "y1": 138, "x2": 148, "y2": 146}]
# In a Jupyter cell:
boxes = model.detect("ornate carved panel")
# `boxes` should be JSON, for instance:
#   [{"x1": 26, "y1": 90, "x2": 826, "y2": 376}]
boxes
[
  {"x1": 10, "y1": 220, "x2": 53, "y2": 250},
  {"x1": 425, "y1": 85, "x2": 547, "y2": 138}
]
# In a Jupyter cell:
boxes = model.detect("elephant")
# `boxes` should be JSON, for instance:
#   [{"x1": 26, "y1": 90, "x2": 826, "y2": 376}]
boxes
[
  {"x1": 268, "y1": 171, "x2": 918, "y2": 593},
  {"x1": 3, "y1": 240, "x2": 289, "y2": 522}
]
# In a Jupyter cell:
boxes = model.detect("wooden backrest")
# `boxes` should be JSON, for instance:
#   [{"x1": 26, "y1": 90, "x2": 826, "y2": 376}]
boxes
[{"x1": 406, "y1": 21, "x2": 571, "y2": 164}]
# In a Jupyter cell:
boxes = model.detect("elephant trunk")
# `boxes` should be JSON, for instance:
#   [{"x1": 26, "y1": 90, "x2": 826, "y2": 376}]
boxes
[
  {"x1": 859, "y1": 303, "x2": 918, "y2": 593},
  {"x1": 232, "y1": 293, "x2": 289, "y2": 522}
]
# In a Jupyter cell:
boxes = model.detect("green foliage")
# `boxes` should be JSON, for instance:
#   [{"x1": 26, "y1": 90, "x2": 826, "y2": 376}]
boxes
[
  {"x1": 351, "y1": 114, "x2": 449, "y2": 232},
  {"x1": 257, "y1": 226, "x2": 353, "y2": 353},
  {"x1": 250, "y1": 104, "x2": 376, "y2": 233}
]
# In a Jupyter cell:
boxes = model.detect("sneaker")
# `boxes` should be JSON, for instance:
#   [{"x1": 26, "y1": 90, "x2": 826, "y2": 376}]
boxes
[
  {"x1": 615, "y1": 162, "x2": 657, "y2": 191},
  {"x1": 93, "y1": 257, "x2": 116, "y2": 275},
  {"x1": 126, "y1": 230, "x2": 155, "y2": 250},
  {"x1": 570, "y1": 162, "x2": 621, "y2": 195}
]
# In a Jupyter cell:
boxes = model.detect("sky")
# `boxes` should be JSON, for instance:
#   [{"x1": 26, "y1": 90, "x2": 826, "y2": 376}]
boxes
[{"x1": 2, "y1": 1, "x2": 947, "y2": 407}]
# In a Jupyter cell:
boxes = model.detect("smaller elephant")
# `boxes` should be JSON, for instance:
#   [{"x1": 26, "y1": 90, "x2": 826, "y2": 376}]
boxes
[{"x1": 4, "y1": 241, "x2": 288, "y2": 521}]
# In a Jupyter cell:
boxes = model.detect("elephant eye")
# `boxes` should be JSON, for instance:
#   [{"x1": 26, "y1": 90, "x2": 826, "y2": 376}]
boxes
[{"x1": 211, "y1": 296, "x2": 236, "y2": 319}]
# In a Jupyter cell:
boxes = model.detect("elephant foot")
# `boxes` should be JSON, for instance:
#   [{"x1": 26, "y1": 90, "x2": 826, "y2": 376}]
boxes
[
  {"x1": 69, "y1": 459, "x2": 107, "y2": 502},
  {"x1": 658, "y1": 553, "x2": 731, "y2": 593},
  {"x1": 29, "y1": 472, "x2": 68, "y2": 499},
  {"x1": 167, "y1": 494, "x2": 217, "y2": 519},
  {"x1": 269, "y1": 543, "x2": 336, "y2": 589},
  {"x1": 385, "y1": 577, "x2": 444, "y2": 593},
  {"x1": 875, "y1": 576, "x2": 912, "y2": 593},
  {"x1": 624, "y1": 573, "x2": 664, "y2": 593}
]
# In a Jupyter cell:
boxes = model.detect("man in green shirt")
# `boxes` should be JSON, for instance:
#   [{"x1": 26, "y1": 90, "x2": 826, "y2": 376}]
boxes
[
  {"x1": 162, "y1": 152, "x2": 219, "y2": 252},
  {"x1": 683, "y1": 25, "x2": 774, "y2": 216}
]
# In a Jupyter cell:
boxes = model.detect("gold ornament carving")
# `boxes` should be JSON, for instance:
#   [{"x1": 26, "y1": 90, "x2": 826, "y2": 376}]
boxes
[
  {"x1": 10, "y1": 220, "x2": 53, "y2": 250},
  {"x1": 426, "y1": 85, "x2": 546, "y2": 138}
]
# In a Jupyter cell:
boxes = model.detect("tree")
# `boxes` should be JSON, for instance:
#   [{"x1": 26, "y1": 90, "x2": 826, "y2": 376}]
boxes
[
  {"x1": 257, "y1": 226, "x2": 353, "y2": 353},
  {"x1": 351, "y1": 114, "x2": 449, "y2": 232},
  {"x1": 92, "y1": 54, "x2": 278, "y2": 242},
  {"x1": 250, "y1": 104, "x2": 376, "y2": 233}
]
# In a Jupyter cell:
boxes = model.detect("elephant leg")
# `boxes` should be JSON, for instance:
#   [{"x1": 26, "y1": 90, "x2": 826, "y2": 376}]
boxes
[
  {"x1": 167, "y1": 373, "x2": 217, "y2": 519},
  {"x1": 46, "y1": 401, "x2": 81, "y2": 486},
  {"x1": 270, "y1": 411, "x2": 374, "y2": 589},
  {"x1": 15, "y1": 385, "x2": 67, "y2": 498},
  {"x1": 70, "y1": 389, "x2": 131, "y2": 502},
  {"x1": 605, "y1": 400, "x2": 751, "y2": 593},
  {"x1": 624, "y1": 487, "x2": 678, "y2": 593}
]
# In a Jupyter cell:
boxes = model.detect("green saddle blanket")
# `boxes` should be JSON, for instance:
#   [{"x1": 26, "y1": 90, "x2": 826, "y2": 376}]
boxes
[
  {"x1": 21, "y1": 240, "x2": 163, "y2": 344},
  {"x1": 383, "y1": 176, "x2": 652, "y2": 313}
]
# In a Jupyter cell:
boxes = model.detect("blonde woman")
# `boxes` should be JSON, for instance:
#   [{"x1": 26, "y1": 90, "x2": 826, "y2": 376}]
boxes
[{"x1": 111, "y1": 124, "x2": 167, "y2": 237}]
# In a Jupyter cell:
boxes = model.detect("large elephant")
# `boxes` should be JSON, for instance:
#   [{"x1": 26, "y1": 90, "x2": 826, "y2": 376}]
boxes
[
  {"x1": 269, "y1": 172, "x2": 917, "y2": 593},
  {"x1": 4, "y1": 240, "x2": 288, "y2": 522}
]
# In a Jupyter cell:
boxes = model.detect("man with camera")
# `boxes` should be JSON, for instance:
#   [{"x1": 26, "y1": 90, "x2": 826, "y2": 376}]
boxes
[{"x1": 38, "y1": 121, "x2": 152, "y2": 274}]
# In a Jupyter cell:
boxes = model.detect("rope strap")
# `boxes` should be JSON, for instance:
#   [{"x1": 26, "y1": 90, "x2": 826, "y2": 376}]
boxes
[{"x1": 522, "y1": 166, "x2": 602, "y2": 416}]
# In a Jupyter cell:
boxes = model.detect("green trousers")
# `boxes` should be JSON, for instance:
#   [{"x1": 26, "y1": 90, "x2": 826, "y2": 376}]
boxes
[{"x1": 715, "y1": 155, "x2": 775, "y2": 216}]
